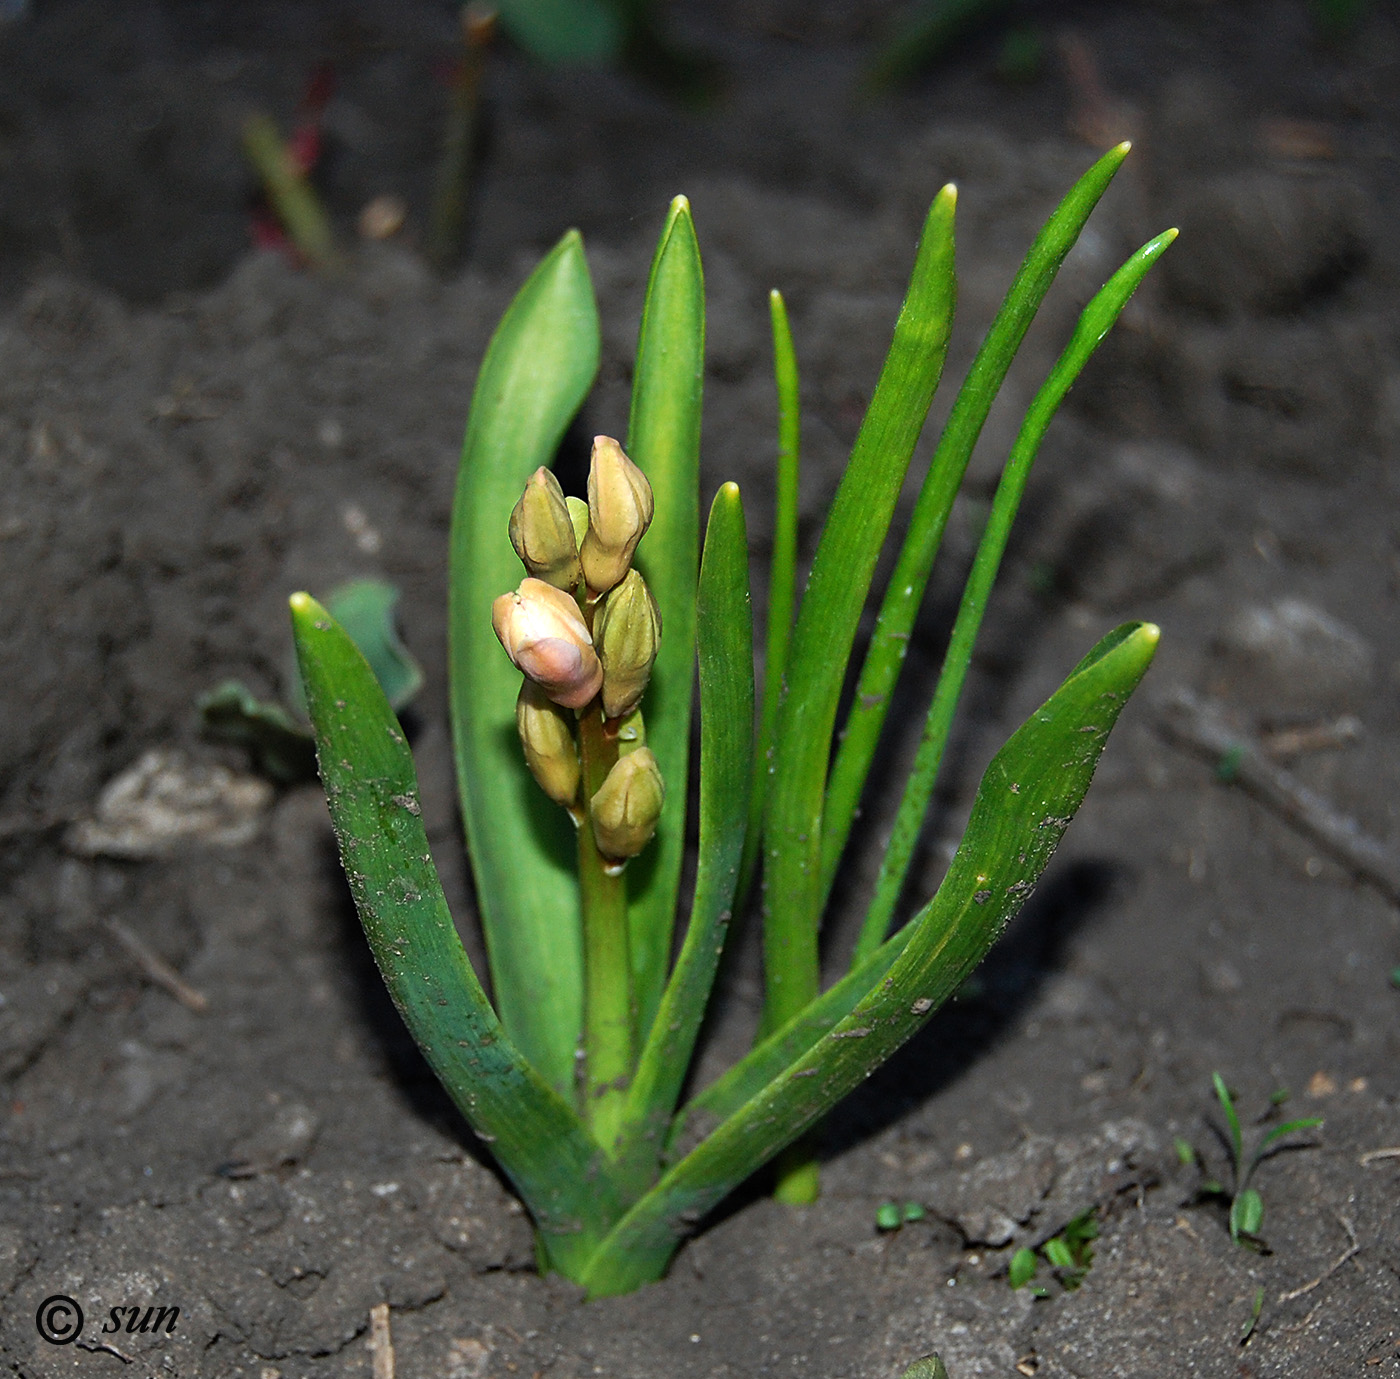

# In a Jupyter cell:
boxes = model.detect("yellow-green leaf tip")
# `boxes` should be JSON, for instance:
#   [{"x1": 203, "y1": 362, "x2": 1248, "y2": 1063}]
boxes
[
  {"x1": 289, "y1": 591, "x2": 316, "y2": 615},
  {"x1": 670, "y1": 193, "x2": 691, "y2": 215}
]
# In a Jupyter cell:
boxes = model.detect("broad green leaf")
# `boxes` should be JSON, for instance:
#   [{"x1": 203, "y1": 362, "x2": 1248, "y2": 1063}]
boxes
[
  {"x1": 198, "y1": 680, "x2": 315, "y2": 783},
  {"x1": 899, "y1": 1359, "x2": 950, "y2": 1379},
  {"x1": 762, "y1": 183, "x2": 957, "y2": 1038},
  {"x1": 493, "y1": 0, "x2": 623, "y2": 64},
  {"x1": 289, "y1": 593, "x2": 621, "y2": 1277},
  {"x1": 626, "y1": 196, "x2": 705, "y2": 1043},
  {"x1": 287, "y1": 579, "x2": 423, "y2": 717},
  {"x1": 450, "y1": 230, "x2": 599, "y2": 1096},
  {"x1": 579, "y1": 622, "x2": 1159, "y2": 1296},
  {"x1": 619, "y1": 483, "x2": 753, "y2": 1191},
  {"x1": 1008, "y1": 1247, "x2": 1038, "y2": 1289},
  {"x1": 1231, "y1": 1187, "x2": 1264, "y2": 1242},
  {"x1": 852, "y1": 227, "x2": 1177, "y2": 961},
  {"x1": 823, "y1": 143, "x2": 1134, "y2": 905}
]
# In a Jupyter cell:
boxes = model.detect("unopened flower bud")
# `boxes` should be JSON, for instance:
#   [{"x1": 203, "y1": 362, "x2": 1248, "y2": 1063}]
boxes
[
  {"x1": 593, "y1": 568, "x2": 662, "y2": 719},
  {"x1": 492, "y1": 577, "x2": 602, "y2": 709},
  {"x1": 580, "y1": 436, "x2": 654, "y2": 594},
  {"x1": 515, "y1": 681, "x2": 581, "y2": 807},
  {"x1": 508, "y1": 467, "x2": 582, "y2": 590},
  {"x1": 590, "y1": 747, "x2": 664, "y2": 860}
]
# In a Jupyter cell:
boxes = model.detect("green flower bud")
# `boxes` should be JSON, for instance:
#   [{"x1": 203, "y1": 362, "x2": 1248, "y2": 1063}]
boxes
[
  {"x1": 565, "y1": 495, "x2": 590, "y2": 553},
  {"x1": 580, "y1": 435, "x2": 654, "y2": 594},
  {"x1": 515, "y1": 681, "x2": 580, "y2": 807},
  {"x1": 508, "y1": 467, "x2": 582, "y2": 590},
  {"x1": 589, "y1": 747, "x2": 664, "y2": 861},
  {"x1": 593, "y1": 568, "x2": 662, "y2": 719},
  {"x1": 492, "y1": 577, "x2": 602, "y2": 709}
]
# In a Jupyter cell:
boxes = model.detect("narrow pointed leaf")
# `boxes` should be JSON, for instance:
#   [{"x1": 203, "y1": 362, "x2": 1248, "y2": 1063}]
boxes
[
  {"x1": 667, "y1": 923, "x2": 914, "y2": 1157},
  {"x1": 290, "y1": 593, "x2": 621, "y2": 1277},
  {"x1": 626, "y1": 196, "x2": 705, "y2": 1042},
  {"x1": 853, "y1": 227, "x2": 1178, "y2": 961},
  {"x1": 739, "y1": 289, "x2": 801, "y2": 895},
  {"x1": 619, "y1": 483, "x2": 753, "y2": 1186},
  {"x1": 1214, "y1": 1071, "x2": 1245, "y2": 1174},
  {"x1": 579, "y1": 622, "x2": 1159, "y2": 1297},
  {"x1": 822, "y1": 143, "x2": 1135, "y2": 901},
  {"x1": 762, "y1": 183, "x2": 957, "y2": 1036},
  {"x1": 450, "y1": 230, "x2": 599, "y2": 1095}
]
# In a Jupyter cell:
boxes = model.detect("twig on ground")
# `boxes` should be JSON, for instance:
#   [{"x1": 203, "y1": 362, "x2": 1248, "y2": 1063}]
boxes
[
  {"x1": 370, "y1": 1302, "x2": 395, "y2": 1379},
  {"x1": 1278, "y1": 1214, "x2": 1360, "y2": 1302},
  {"x1": 1156, "y1": 688, "x2": 1400, "y2": 906},
  {"x1": 103, "y1": 917, "x2": 209, "y2": 1013},
  {"x1": 1358, "y1": 1147, "x2": 1400, "y2": 1166}
]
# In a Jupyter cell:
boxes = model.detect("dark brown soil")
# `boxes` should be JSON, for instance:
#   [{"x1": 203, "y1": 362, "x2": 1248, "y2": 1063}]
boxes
[{"x1": 2, "y1": 2, "x2": 1398, "y2": 1376}]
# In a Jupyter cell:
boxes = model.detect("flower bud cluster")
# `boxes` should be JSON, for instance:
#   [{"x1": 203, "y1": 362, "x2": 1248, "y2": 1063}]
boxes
[{"x1": 490, "y1": 437, "x2": 663, "y2": 858}]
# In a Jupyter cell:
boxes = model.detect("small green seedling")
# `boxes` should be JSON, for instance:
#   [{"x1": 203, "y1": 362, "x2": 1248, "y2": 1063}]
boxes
[
  {"x1": 899, "y1": 1357, "x2": 949, "y2": 1379},
  {"x1": 1007, "y1": 1208, "x2": 1098, "y2": 1295},
  {"x1": 201, "y1": 578, "x2": 421, "y2": 782},
  {"x1": 876, "y1": 1201, "x2": 927, "y2": 1231},
  {"x1": 1182, "y1": 1072, "x2": 1323, "y2": 1249},
  {"x1": 1240, "y1": 1285, "x2": 1265, "y2": 1346},
  {"x1": 291, "y1": 148, "x2": 1173, "y2": 1296}
]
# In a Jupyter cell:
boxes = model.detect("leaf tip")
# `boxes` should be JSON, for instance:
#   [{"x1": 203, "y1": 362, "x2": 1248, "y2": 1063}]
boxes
[
  {"x1": 289, "y1": 591, "x2": 315, "y2": 615},
  {"x1": 670, "y1": 193, "x2": 692, "y2": 217}
]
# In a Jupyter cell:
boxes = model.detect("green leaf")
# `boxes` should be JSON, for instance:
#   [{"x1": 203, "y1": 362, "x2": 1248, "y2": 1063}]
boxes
[
  {"x1": 899, "y1": 1358, "x2": 949, "y2": 1379},
  {"x1": 1231, "y1": 1187, "x2": 1264, "y2": 1242},
  {"x1": 492, "y1": 0, "x2": 624, "y2": 64},
  {"x1": 667, "y1": 923, "x2": 914, "y2": 1152},
  {"x1": 739, "y1": 288, "x2": 802, "y2": 897},
  {"x1": 450, "y1": 230, "x2": 600, "y2": 1096},
  {"x1": 822, "y1": 143, "x2": 1142, "y2": 917},
  {"x1": 1251, "y1": 1116, "x2": 1324, "y2": 1180},
  {"x1": 618, "y1": 483, "x2": 752, "y2": 1189},
  {"x1": 289, "y1": 593, "x2": 621, "y2": 1277},
  {"x1": 1213, "y1": 1071, "x2": 1245, "y2": 1178},
  {"x1": 762, "y1": 182, "x2": 957, "y2": 1038},
  {"x1": 876, "y1": 1201, "x2": 903, "y2": 1231},
  {"x1": 288, "y1": 579, "x2": 423, "y2": 716},
  {"x1": 1043, "y1": 1236, "x2": 1074, "y2": 1270},
  {"x1": 1008, "y1": 1247, "x2": 1038, "y2": 1289},
  {"x1": 198, "y1": 680, "x2": 316, "y2": 783},
  {"x1": 851, "y1": 227, "x2": 1176, "y2": 960},
  {"x1": 626, "y1": 195, "x2": 705, "y2": 1044},
  {"x1": 578, "y1": 622, "x2": 1158, "y2": 1297}
]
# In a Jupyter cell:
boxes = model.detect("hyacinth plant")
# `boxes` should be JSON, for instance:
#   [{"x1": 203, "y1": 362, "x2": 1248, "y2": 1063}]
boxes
[{"x1": 290, "y1": 142, "x2": 1174, "y2": 1297}]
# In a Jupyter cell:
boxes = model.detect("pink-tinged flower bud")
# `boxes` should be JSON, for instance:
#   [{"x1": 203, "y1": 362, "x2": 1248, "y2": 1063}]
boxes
[
  {"x1": 508, "y1": 467, "x2": 583, "y2": 590},
  {"x1": 594, "y1": 568, "x2": 662, "y2": 719},
  {"x1": 590, "y1": 747, "x2": 664, "y2": 860},
  {"x1": 515, "y1": 681, "x2": 581, "y2": 807},
  {"x1": 491, "y1": 577, "x2": 602, "y2": 709},
  {"x1": 580, "y1": 436, "x2": 654, "y2": 594}
]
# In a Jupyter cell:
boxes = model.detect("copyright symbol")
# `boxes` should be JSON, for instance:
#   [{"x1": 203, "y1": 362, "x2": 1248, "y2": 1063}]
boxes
[{"x1": 36, "y1": 1294, "x2": 84, "y2": 1345}]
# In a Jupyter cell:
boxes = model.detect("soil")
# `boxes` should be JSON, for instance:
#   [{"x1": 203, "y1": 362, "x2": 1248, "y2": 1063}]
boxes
[{"x1": 2, "y1": 1, "x2": 1399, "y2": 1376}]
